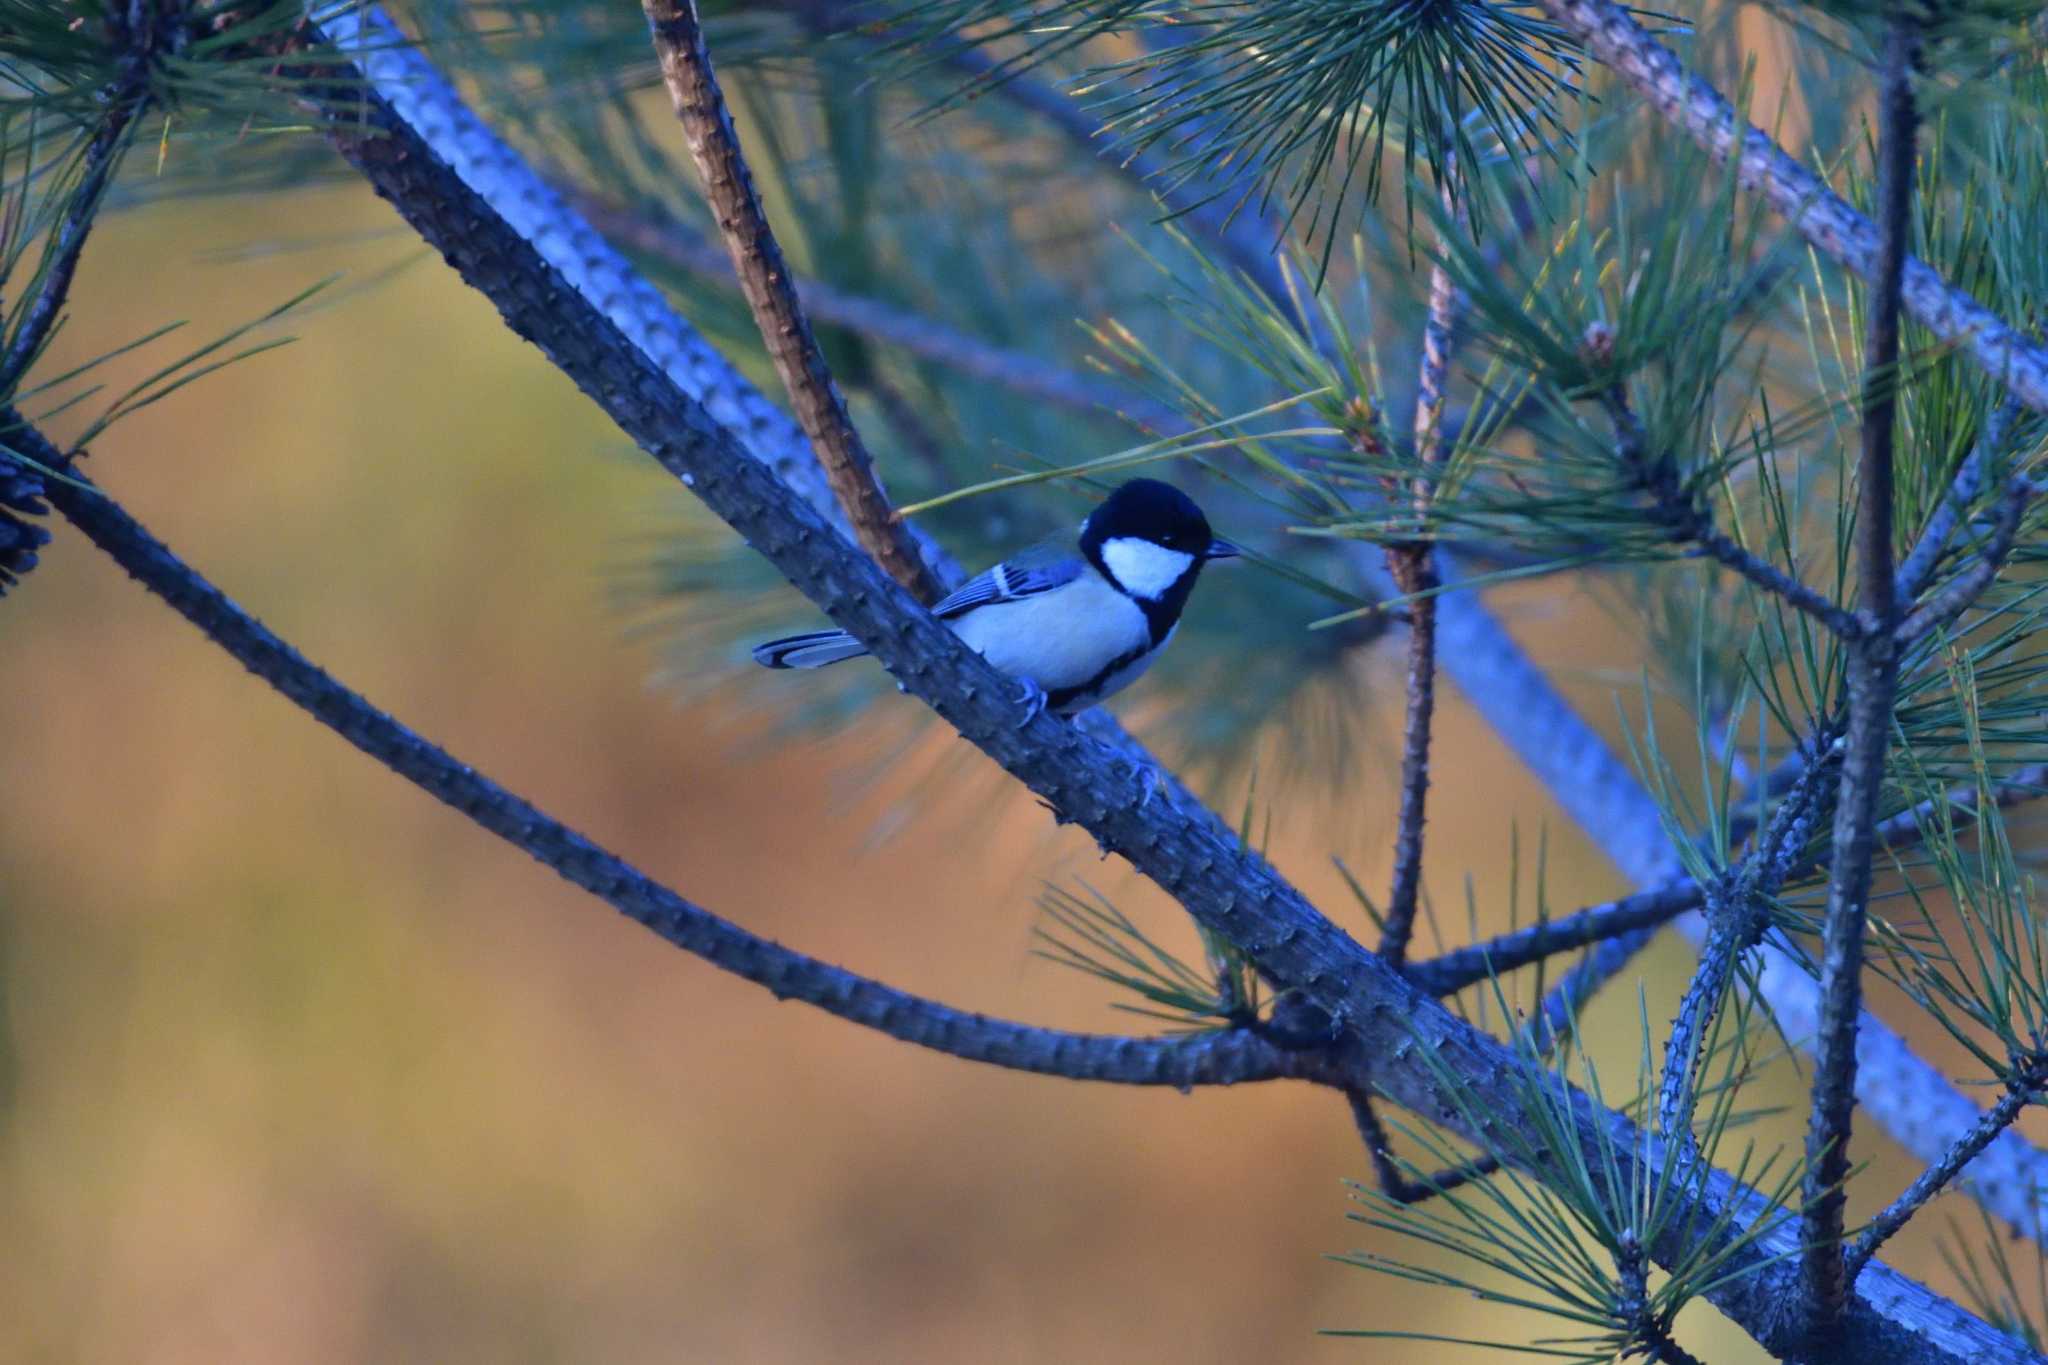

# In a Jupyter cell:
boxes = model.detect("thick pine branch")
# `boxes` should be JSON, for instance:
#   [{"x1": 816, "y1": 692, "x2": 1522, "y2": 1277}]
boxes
[
  {"x1": 1803, "y1": 17, "x2": 1919, "y2": 1326},
  {"x1": 641, "y1": 0, "x2": 942, "y2": 603}
]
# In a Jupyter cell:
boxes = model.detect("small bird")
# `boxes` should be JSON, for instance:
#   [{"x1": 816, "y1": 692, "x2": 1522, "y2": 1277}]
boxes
[{"x1": 753, "y1": 477, "x2": 1240, "y2": 716}]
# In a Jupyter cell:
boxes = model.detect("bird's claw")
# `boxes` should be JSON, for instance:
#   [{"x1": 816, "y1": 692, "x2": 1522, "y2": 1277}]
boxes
[
  {"x1": 1015, "y1": 677, "x2": 1049, "y2": 729},
  {"x1": 1115, "y1": 754, "x2": 1165, "y2": 810}
]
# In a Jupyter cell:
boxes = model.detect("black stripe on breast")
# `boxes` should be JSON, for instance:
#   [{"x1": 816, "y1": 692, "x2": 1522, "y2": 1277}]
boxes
[{"x1": 1046, "y1": 637, "x2": 1157, "y2": 712}]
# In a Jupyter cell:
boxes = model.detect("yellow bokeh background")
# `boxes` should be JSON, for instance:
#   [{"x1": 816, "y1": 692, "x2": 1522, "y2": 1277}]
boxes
[{"x1": 0, "y1": 138, "x2": 2021, "y2": 1362}]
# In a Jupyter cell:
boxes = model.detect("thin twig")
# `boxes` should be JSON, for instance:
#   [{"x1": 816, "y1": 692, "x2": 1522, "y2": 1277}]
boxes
[
  {"x1": 1894, "y1": 475, "x2": 2034, "y2": 643},
  {"x1": 1348, "y1": 1089, "x2": 1502, "y2": 1204},
  {"x1": 1896, "y1": 398, "x2": 2019, "y2": 602},
  {"x1": 641, "y1": 0, "x2": 943, "y2": 602},
  {"x1": 1536, "y1": 0, "x2": 2048, "y2": 417},
  {"x1": 1409, "y1": 881, "x2": 1706, "y2": 994},
  {"x1": 1846, "y1": 1084, "x2": 2035, "y2": 1283},
  {"x1": 1602, "y1": 387, "x2": 1861, "y2": 637},
  {"x1": 1803, "y1": 17, "x2": 1920, "y2": 1326},
  {"x1": 1379, "y1": 175, "x2": 1463, "y2": 968}
]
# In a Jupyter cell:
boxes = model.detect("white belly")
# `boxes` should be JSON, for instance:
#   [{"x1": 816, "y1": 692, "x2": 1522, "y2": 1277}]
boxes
[{"x1": 949, "y1": 575, "x2": 1155, "y2": 705}]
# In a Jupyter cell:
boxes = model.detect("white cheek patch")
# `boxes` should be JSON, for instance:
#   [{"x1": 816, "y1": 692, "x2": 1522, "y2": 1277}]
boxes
[{"x1": 1100, "y1": 537, "x2": 1196, "y2": 601}]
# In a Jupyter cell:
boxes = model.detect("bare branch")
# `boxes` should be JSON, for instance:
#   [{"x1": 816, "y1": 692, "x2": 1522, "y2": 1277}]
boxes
[
  {"x1": 1601, "y1": 387, "x2": 1861, "y2": 636},
  {"x1": 1536, "y1": 0, "x2": 2048, "y2": 417},
  {"x1": 1803, "y1": 17, "x2": 1920, "y2": 1325},
  {"x1": 641, "y1": 0, "x2": 942, "y2": 602},
  {"x1": 1410, "y1": 881, "x2": 1705, "y2": 995},
  {"x1": 1847, "y1": 1084, "x2": 2034, "y2": 1285},
  {"x1": 1347, "y1": 1090, "x2": 1501, "y2": 1205}
]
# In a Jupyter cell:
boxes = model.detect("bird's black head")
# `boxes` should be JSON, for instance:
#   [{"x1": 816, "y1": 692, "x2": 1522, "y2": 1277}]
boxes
[{"x1": 1080, "y1": 478, "x2": 1239, "y2": 621}]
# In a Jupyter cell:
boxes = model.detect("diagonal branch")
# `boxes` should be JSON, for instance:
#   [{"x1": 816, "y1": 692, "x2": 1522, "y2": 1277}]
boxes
[
  {"x1": 0, "y1": 87, "x2": 144, "y2": 398},
  {"x1": 1601, "y1": 386, "x2": 1861, "y2": 636},
  {"x1": 1536, "y1": 0, "x2": 2048, "y2": 417},
  {"x1": 1846, "y1": 1083, "x2": 2036, "y2": 1284},
  {"x1": 641, "y1": 0, "x2": 941, "y2": 603},
  {"x1": 22, "y1": 416, "x2": 1318, "y2": 1093},
  {"x1": 1894, "y1": 474, "x2": 2034, "y2": 644},
  {"x1": 1896, "y1": 398, "x2": 2020, "y2": 603},
  {"x1": 1803, "y1": 15, "x2": 1920, "y2": 1324}
]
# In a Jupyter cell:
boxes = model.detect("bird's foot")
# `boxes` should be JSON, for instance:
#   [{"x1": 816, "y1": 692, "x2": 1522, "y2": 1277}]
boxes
[
  {"x1": 1114, "y1": 753, "x2": 1166, "y2": 810},
  {"x1": 1015, "y1": 677, "x2": 1049, "y2": 729}
]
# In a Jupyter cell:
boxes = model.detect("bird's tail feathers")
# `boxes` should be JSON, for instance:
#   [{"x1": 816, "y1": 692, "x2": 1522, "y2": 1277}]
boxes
[{"x1": 752, "y1": 630, "x2": 870, "y2": 669}]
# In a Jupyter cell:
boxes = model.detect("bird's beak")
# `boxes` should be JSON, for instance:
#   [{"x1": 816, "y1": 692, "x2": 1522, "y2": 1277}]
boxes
[{"x1": 1204, "y1": 538, "x2": 1243, "y2": 561}]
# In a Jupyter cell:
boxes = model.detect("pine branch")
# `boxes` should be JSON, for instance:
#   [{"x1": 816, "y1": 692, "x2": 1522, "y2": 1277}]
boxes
[
  {"x1": 288, "y1": 13, "x2": 2048, "y2": 1357},
  {"x1": 1601, "y1": 386, "x2": 1861, "y2": 637},
  {"x1": 641, "y1": 0, "x2": 942, "y2": 603},
  {"x1": 1347, "y1": 1089, "x2": 1502, "y2": 1205},
  {"x1": 1847, "y1": 1084, "x2": 2035, "y2": 1285},
  {"x1": 300, "y1": 4, "x2": 961, "y2": 591},
  {"x1": 568, "y1": 188, "x2": 1182, "y2": 430},
  {"x1": 1378, "y1": 177, "x2": 1463, "y2": 969},
  {"x1": 0, "y1": 74, "x2": 144, "y2": 397},
  {"x1": 1803, "y1": 17, "x2": 1920, "y2": 1326},
  {"x1": 1894, "y1": 475, "x2": 2034, "y2": 644},
  {"x1": 1535, "y1": 0, "x2": 2048, "y2": 418},
  {"x1": 1656, "y1": 758, "x2": 1830, "y2": 1146},
  {"x1": 1409, "y1": 881, "x2": 1705, "y2": 994},
  {"x1": 21, "y1": 413, "x2": 1323, "y2": 1091},
  {"x1": 1896, "y1": 398, "x2": 2019, "y2": 602},
  {"x1": 1429, "y1": 548, "x2": 2048, "y2": 1242}
]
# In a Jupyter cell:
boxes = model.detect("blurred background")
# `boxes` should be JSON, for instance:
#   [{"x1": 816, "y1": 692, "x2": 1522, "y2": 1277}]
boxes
[{"x1": 1, "y1": 6, "x2": 2038, "y2": 1362}]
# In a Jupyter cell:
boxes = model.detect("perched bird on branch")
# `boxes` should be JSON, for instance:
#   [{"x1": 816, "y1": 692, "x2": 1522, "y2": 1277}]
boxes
[{"x1": 754, "y1": 477, "x2": 1240, "y2": 717}]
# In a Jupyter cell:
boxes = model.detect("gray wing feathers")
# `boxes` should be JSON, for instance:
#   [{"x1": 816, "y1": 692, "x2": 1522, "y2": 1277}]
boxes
[
  {"x1": 756, "y1": 539, "x2": 1081, "y2": 668},
  {"x1": 752, "y1": 630, "x2": 870, "y2": 669},
  {"x1": 929, "y1": 549, "x2": 1083, "y2": 619}
]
